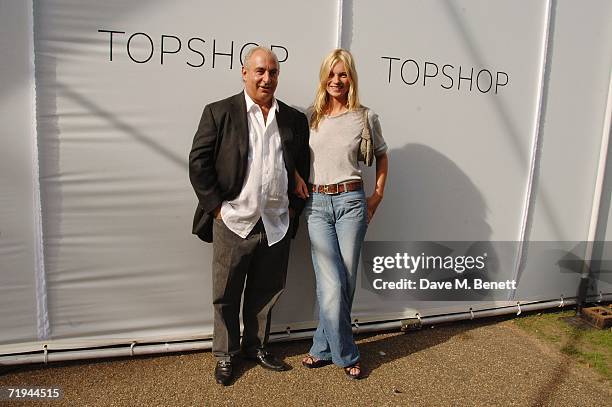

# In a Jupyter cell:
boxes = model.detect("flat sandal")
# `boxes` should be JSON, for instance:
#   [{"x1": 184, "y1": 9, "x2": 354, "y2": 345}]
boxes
[
  {"x1": 344, "y1": 362, "x2": 364, "y2": 380},
  {"x1": 301, "y1": 355, "x2": 332, "y2": 369}
]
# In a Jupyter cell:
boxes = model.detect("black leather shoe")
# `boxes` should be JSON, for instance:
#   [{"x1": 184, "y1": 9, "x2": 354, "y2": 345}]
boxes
[
  {"x1": 214, "y1": 360, "x2": 233, "y2": 386},
  {"x1": 245, "y1": 349, "x2": 288, "y2": 371}
]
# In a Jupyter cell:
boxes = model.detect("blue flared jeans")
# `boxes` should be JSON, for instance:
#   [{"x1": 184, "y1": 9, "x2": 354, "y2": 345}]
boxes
[{"x1": 304, "y1": 189, "x2": 368, "y2": 367}]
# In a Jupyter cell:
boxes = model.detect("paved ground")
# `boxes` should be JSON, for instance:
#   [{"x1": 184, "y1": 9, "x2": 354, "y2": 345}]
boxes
[{"x1": 0, "y1": 317, "x2": 610, "y2": 406}]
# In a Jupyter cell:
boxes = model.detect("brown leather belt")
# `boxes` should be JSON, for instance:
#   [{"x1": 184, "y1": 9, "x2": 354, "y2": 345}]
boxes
[{"x1": 310, "y1": 181, "x2": 363, "y2": 195}]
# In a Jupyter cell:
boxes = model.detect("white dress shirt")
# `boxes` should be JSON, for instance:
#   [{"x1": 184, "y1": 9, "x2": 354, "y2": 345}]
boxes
[{"x1": 219, "y1": 91, "x2": 289, "y2": 246}]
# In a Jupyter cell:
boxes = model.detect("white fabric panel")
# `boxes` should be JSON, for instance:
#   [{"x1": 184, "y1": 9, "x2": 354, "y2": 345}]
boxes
[
  {"x1": 346, "y1": 0, "x2": 548, "y2": 316},
  {"x1": 349, "y1": 0, "x2": 548, "y2": 242},
  {"x1": 528, "y1": 0, "x2": 612, "y2": 242},
  {"x1": 594, "y1": 76, "x2": 612, "y2": 297},
  {"x1": 33, "y1": 0, "x2": 336, "y2": 342},
  {"x1": 0, "y1": 0, "x2": 40, "y2": 345},
  {"x1": 516, "y1": 1, "x2": 612, "y2": 300},
  {"x1": 598, "y1": 177, "x2": 612, "y2": 295}
]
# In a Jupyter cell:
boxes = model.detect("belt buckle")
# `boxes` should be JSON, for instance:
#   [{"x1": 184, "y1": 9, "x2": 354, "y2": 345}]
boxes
[{"x1": 324, "y1": 184, "x2": 337, "y2": 194}]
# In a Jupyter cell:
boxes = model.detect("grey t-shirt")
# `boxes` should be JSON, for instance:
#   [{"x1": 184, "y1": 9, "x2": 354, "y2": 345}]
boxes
[{"x1": 308, "y1": 108, "x2": 387, "y2": 185}]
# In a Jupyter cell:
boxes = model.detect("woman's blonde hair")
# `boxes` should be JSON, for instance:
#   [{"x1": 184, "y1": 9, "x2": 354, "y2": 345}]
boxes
[{"x1": 310, "y1": 49, "x2": 361, "y2": 130}]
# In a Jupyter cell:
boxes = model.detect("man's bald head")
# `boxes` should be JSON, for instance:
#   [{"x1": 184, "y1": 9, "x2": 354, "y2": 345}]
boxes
[{"x1": 243, "y1": 46, "x2": 279, "y2": 69}]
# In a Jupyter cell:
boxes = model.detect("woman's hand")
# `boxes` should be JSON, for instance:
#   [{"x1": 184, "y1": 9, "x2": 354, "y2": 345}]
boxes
[
  {"x1": 366, "y1": 191, "x2": 383, "y2": 223},
  {"x1": 294, "y1": 170, "x2": 309, "y2": 199}
]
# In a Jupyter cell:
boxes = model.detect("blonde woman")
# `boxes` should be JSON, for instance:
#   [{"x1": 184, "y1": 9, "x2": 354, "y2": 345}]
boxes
[{"x1": 294, "y1": 49, "x2": 389, "y2": 379}]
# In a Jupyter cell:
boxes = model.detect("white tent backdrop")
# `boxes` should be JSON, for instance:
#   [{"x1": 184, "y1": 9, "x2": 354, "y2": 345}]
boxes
[{"x1": 1, "y1": 0, "x2": 611, "y2": 360}]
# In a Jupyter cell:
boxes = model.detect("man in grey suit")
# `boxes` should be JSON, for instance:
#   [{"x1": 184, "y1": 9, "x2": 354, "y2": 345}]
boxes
[{"x1": 189, "y1": 47, "x2": 309, "y2": 386}]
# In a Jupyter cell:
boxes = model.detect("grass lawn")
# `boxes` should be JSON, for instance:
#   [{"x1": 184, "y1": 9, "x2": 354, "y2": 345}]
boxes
[{"x1": 512, "y1": 306, "x2": 611, "y2": 381}]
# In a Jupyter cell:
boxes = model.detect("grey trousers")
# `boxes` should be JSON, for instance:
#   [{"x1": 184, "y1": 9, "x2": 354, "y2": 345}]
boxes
[{"x1": 211, "y1": 218, "x2": 291, "y2": 361}]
